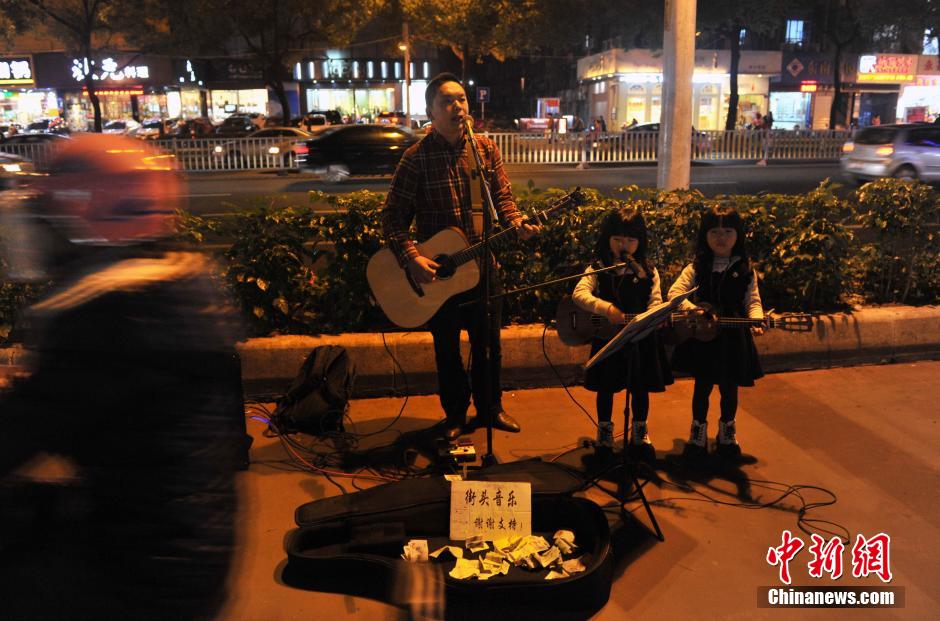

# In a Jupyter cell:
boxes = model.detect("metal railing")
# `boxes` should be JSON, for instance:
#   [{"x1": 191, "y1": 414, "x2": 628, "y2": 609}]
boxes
[
  {"x1": 489, "y1": 129, "x2": 851, "y2": 165},
  {"x1": 0, "y1": 129, "x2": 850, "y2": 173}
]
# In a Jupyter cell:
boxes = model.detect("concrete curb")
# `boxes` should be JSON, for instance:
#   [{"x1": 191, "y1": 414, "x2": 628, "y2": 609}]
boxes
[
  {"x1": 3, "y1": 306, "x2": 937, "y2": 397},
  {"x1": 237, "y1": 305, "x2": 940, "y2": 398}
]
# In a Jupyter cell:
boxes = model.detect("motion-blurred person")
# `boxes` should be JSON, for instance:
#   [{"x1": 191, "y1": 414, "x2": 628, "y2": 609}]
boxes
[{"x1": 0, "y1": 134, "x2": 245, "y2": 620}]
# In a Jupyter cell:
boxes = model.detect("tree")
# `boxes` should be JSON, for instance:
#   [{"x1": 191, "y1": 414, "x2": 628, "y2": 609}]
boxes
[
  {"x1": 0, "y1": 0, "x2": 126, "y2": 132},
  {"x1": 696, "y1": 0, "x2": 785, "y2": 130},
  {"x1": 402, "y1": 0, "x2": 545, "y2": 82}
]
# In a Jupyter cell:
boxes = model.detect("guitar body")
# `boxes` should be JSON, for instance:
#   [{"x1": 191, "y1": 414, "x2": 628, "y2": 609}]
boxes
[
  {"x1": 554, "y1": 297, "x2": 620, "y2": 346},
  {"x1": 659, "y1": 303, "x2": 721, "y2": 345},
  {"x1": 367, "y1": 227, "x2": 480, "y2": 329}
]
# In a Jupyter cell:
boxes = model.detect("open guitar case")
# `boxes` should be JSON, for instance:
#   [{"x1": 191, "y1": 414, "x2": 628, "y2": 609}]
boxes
[{"x1": 283, "y1": 459, "x2": 614, "y2": 618}]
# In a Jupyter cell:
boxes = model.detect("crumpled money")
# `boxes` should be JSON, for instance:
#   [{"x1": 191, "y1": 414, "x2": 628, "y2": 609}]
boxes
[
  {"x1": 553, "y1": 530, "x2": 578, "y2": 555},
  {"x1": 440, "y1": 531, "x2": 587, "y2": 581}
]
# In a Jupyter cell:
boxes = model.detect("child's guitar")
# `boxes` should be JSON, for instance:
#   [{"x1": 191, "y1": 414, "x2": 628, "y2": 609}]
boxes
[
  {"x1": 555, "y1": 298, "x2": 812, "y2": 346},
  {"x1": 659, "y1": 303, "x2": 813, "y2": 345}
]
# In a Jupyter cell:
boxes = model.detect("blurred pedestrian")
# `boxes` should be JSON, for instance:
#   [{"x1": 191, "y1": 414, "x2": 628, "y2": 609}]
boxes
[{"x1": 0, "y1": 134, "x2": 246, "y2": 621}]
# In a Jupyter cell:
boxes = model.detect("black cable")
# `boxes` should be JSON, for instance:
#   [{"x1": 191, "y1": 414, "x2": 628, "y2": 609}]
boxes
[{"x1": 540, "y1": 323, "x2": 597, "y2": 428}]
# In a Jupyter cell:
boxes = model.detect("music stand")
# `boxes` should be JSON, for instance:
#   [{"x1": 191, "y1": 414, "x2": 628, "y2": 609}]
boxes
[{"x1": 582, "y1": 287, "x2": 698, "y2": 542}]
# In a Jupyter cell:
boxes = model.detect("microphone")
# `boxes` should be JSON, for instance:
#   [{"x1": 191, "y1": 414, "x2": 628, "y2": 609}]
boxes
[
  {"x1": 621, "y1": 252, "x2": 647, "y2": 278},
  {"x1": 460, "y1": 115, "x2": 475, "y2": 136}
]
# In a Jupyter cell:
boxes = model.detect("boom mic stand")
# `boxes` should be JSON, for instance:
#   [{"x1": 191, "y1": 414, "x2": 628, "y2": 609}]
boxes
[{"x1": 463, "y1": 116, "x2": 502, "y2": 467}]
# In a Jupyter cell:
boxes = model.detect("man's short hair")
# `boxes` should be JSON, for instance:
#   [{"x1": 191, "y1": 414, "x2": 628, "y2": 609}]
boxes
[{"x1": 425, "y1": 72, "x2": 463, "y2": 110}]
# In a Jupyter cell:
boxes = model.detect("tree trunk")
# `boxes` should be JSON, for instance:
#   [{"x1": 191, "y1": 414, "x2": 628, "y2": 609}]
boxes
[
  {"x1": 271, "y1": 80, "x2": 291, "y2": 124},
  {"x1": 829, "y1": 44, "x2": 845, "y2": 129},
  {"x1": 461, "y1": 43, "x2": 468, "y2": 83},
  {"x1": 725, "y1": 28, "x2": 741, "y2": 131}
]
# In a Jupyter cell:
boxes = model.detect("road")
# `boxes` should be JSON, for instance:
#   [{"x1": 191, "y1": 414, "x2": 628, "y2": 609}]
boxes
[{"x1": 181, "y1": 161, "x2": 847, "y2": 215}]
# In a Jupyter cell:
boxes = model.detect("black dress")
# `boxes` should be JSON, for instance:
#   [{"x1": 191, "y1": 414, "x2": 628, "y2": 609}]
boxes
[
  {"x1": 583, "y1": 263, "x2": 674, "y2": 393},
  {"x1": 670, "y1": 262, "x2": 765, "y2": 386}
]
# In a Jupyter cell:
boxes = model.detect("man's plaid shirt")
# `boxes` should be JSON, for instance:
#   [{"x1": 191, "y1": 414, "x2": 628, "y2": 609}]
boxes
[{"x1": 381, "y1": 129, "x2": 523, "y2": 265}]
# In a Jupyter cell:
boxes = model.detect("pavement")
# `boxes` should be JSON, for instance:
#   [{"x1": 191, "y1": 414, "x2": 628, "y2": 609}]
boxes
[{"x1": 217, "y1": 360, "x2": 939, "y2": 620}]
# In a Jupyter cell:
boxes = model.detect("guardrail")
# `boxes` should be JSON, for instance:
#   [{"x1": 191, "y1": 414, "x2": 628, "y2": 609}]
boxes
[
  {"x1": 0, "y1": 129, "x2": 850, "y2": 173},
  {"x1": 489, "y1": 129, "x2": 852, "y2": 165}
]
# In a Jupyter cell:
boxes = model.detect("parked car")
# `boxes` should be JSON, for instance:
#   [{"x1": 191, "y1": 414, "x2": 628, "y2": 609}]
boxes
[
  {"x1": 295, "y1": 125, "x2": 419, "y2": 183},
  {"x1": 24, "y1": 118, "x2": 69, "y2": 134},
  {"x1": 166, "y1": 118, "x2": 215, "y2": 139},
  {"x1": 103, "y1": 119, "x2": 141, "y2": 135},
  {"x1": 376, "y1": 111, "x2": 406, "y2": 126},
  {"x1": 841, "y1": 124, "x2": 940, "y2": 184},
  {"x1": 623, "y1": 122, "x2": 712, "y2": 152},
  {"x1": 130, "y1": 118, "x2": 176, "y2": 140},
  {"x1": 217, "y1": 114, "x2": 264, "y2": 137},
  {"x1": 0, "y1": 124, "x2": 22, "y2": 139},
  {"x1": 213, "y1": 126, "x2": 313, "y2": 168},
  {"x1": 295, "y1": 110, "x2": 343, "y2": 132},
  {"x1": 0, "y1": 133, "x2": 70, "y2": 149}
]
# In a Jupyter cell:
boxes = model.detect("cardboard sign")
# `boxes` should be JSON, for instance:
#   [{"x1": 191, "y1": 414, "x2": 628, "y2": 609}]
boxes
[{"x1": 449, "y1": 480, "x2": 531, "y2": 541}]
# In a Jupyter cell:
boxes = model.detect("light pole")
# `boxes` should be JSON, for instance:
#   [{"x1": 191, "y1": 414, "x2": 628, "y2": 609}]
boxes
[{"x1": 400, "y1": 22, "x2": 411, "y2": 129}]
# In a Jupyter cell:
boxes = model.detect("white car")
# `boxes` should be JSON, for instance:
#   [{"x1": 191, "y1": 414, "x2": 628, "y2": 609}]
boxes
[
  {"x1": 103, "y1": 119, "x2": 141, "y2": 135},
  {"x1": 212, "y1": 127, "x2": 313, "y2": 168},
  {"x1": 841, "y1": 124, "x2": 940, "y2": 184}
]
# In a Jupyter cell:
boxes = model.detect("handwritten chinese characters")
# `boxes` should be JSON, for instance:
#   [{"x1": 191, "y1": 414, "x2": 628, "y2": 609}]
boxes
[{"x1": 450, "y1": 481, "x2": 531, "y2": 541}]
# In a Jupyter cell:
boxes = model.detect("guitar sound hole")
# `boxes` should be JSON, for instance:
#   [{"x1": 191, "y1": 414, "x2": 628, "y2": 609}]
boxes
[{"x1": 434, "y1": 255, "x2": 455, "y2": 279}]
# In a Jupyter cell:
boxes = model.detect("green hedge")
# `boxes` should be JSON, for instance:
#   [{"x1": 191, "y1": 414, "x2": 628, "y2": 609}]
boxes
[{"x1": 2, "y1": 179, "x2": 938, "y2": 338}]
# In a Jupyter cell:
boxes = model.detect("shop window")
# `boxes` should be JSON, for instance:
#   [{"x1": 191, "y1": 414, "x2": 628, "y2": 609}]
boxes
[{"x1": 924, "y1": 30, "x2": 939, "y2": 55}]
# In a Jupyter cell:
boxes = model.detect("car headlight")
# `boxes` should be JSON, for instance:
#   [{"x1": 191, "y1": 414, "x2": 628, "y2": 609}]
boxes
[
  {"x1": 2, "y1": 163, "x2": 22, "y2": 172},
  {"x1": 213, "y1": 145, "x2": 223, "y2": 154},
  {"x1": 268, "y1": 146, "x2": 280, "y2": 155},
  {"x1": 842, "y1": 142, "x2": 855, "y2": 153}
]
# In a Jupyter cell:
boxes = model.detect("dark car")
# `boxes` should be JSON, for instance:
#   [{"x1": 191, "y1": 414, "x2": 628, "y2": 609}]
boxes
[
  {"x1": 624, "y1": 122, "x2": 711, "y2": 152},
  {"x1": 295, "y1": 125, "x2": 419, "y2": 183},
  {"x1": 214, "y1": 115, "x2": 259, "y2": 137}
]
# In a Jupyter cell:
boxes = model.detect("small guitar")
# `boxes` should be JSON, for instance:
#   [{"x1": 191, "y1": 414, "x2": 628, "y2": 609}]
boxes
[
  {"x1": 368, "y1": 189, "x2": 586, "y2": 328},
  {"x1": 660, "y1": 303, "x2": 813, "y2": 345},
  {"x1": 554, "y1": 296, "x2": 655, "y2": 345},
  {"x1": 555, "y1": 298, "x2": 813, "y2": 346}
]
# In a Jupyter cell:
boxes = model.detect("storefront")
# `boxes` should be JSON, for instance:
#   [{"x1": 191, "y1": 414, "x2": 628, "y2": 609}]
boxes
[
  {"x1": 896, "y1": 55, "x2": 940, "y2": 123},
  {"x1": 852, "y1": 53, "x2": 917, "y2": 125},
  {"x1": 0, "y1": 56, "x2": 60, "y2": 125},
  {"x1": 772, "y1": 52, "x2": 859, "y2": 129},
  {"x1": 576, "y1": 48, "x2": 780, "y2": 131},
  {"x1": 295, "y1": 57, "x2": 435, "y2": 122},
  {"x1": 205, "y1": 59, "x2": 297, "y2": 122},
  {"x1": 33, "y1": 53, "x2": 179, "y2": 130}
]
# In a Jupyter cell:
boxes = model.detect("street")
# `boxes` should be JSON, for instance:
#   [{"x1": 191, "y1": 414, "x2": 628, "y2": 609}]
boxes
[
  {"x1": 219, "y1": 360, "x2": 939, "y2": 620},
  {"x1": 181, "y1": 161, "x2": 847, "y2": 215}
]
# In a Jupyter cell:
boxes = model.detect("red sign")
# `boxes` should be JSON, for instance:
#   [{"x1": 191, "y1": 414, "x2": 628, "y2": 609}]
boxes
[
  {"x1": 800, "y1": 81, "x2": 818, "y2": 92},
  {"x1": 858, "y1": 54, "x2": 916, "y2": 83}
]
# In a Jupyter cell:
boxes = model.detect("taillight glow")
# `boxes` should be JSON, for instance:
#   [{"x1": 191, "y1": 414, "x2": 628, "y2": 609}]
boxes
[
  {"x1": 875, "y1": 146, "x2": 894, "y2": 156},
  {"x1": 842, "y1": 142, "x2": 855, "y2": 153}
]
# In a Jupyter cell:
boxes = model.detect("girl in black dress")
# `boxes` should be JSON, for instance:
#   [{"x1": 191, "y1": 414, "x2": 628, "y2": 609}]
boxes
[
  {"x1": 667, "y1": 205, "x2": 765, "y2": 461},
  {"x1": 572, "y1": 207, "x2": 673, "y2": 465}
]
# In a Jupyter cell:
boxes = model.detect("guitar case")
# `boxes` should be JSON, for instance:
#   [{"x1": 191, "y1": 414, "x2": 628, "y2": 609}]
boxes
[{"x1": 283, "y1": 460, "x2": 614, "y2": 617}]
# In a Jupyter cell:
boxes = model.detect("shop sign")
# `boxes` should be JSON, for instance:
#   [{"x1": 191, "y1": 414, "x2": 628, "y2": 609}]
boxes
[
  {"x1": 72, "y1": 57, "x2": 151, "y2": 82},
  {"x1": 0, "y1": 56, "x2": 35, "y2": 86},
  {"x1": 917, "y1": 54, "x2": 940, "y2": 75},
  {"x1": 800, "y1": 81, "x2": 818, "y2": 93},
  {"x1": 779, "y1": 53, "x2": 858, "y2": 86},
  {"x1": 857, "y1": 54, "x2": 916, "y2": 83}
]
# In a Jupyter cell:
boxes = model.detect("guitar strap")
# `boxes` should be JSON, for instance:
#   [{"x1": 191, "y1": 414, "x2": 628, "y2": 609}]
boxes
[{"x1": 462, "y1": 137, "x2": 484, "y2": 236}]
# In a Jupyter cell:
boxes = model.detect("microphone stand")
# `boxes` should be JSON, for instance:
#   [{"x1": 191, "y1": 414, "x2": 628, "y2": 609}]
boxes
[{"x1": 463, "y1": 117, "x2": 501, "y2": 467}]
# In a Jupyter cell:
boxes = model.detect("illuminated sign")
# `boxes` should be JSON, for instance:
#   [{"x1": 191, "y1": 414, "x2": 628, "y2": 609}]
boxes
[
  {"x1": 82, "y1": 87, "x2": 145, "y2": 96},
  {"x1": 72, "y1": 57, "x2": 151, "y2": 82},
  {"x1": 857, "y1": 54, "x2": 916, "y2": 83},
  {"x1": 0, "y1": 57, "x2": 35, "y2": 85},
  {"x1": 800, "y1": 81, "x2": 818, "y2": 92}
]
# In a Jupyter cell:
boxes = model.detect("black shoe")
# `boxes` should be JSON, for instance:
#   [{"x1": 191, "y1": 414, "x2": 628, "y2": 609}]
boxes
[
  {"x1": 435, "y1": 418, "x2": 465, "y2": 441},
  {"x1": 475, "y1": 410, "x2": 521, "y2": 433}
]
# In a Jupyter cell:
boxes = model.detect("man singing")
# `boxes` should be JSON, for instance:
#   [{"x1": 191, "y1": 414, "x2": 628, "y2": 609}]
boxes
[{"x1": 381, "y1": 73, "x2": 539, "y2": 441}]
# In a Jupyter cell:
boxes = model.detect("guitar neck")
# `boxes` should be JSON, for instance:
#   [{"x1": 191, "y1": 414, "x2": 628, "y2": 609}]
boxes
[{"x1": 447, "y1": 193, "x2": 576, "y2": 268}]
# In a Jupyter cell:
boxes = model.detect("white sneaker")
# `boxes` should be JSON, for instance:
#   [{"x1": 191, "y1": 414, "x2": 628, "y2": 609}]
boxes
[
  {"x1": 688, "y1": 420, "x2": 708, "y2": 448},
  {"x1": 631, "y1": 421, "x2": 652, "y2": 446},
  {"x1": 718, "y1": 420, "x2": 738, "y2": 446},
  {"x1": 597, "y1": 421, "x2": 614, "y2": 448}
]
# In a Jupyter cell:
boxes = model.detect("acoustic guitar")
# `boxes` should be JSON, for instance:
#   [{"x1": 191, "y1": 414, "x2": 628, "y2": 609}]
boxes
[{"x1": 368, "y1": 189, "x2": 586, "y2": 328}]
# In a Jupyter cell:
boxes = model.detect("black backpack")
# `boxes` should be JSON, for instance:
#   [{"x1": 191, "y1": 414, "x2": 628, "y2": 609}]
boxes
[{"x1": 273, "y1": 345, "x2": 356, "y2": 435}]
